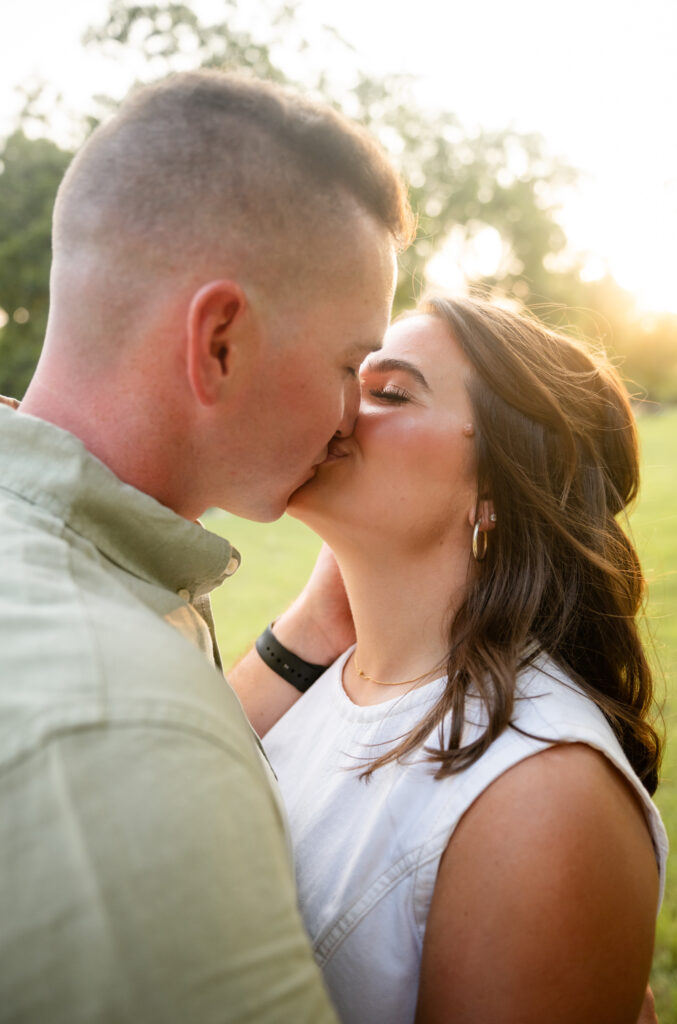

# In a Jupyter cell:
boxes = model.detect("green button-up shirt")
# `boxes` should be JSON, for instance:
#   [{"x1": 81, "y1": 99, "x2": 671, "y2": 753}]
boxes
[{"x1": 0, "y1": 405, "x2": 336, "y2": 1023}]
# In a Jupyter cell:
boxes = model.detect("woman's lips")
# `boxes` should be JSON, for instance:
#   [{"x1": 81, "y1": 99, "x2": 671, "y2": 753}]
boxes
[{"x1": 322, "y1": 441, "x2": 351, "y2": 463}]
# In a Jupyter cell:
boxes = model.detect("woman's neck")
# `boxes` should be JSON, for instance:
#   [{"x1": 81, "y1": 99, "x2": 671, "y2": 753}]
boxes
[{"x1": 335, "y1": 534, "x2": 469, "y2": 704}]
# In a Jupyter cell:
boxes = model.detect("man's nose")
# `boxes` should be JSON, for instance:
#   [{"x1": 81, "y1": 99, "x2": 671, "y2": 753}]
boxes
[{"x1": 335, "y1": 377, "x2": 361, "y2": 438}]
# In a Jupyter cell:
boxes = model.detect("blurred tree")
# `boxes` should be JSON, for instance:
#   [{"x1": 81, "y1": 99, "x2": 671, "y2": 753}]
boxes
[
  {"x1": 83, "y1": 0, "x2": 578, "y2": 315},
  {"x1": 0, "y1": 0, "x2": 675, "y2": 400},
  {"x1": 82, "y1": 0, "x2": 292, "y2": 82},
  {"x1": 0, "y1": 130, "x2": 72, "y2": 397},
  {"x1": 620, "y1": 312, "x2": 677, "y2": 404}
]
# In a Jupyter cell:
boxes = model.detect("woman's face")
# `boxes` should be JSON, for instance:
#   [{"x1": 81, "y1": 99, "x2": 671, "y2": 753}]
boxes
[{"x1": 288, "y1": 313, "x2": 479, "y2": 551}]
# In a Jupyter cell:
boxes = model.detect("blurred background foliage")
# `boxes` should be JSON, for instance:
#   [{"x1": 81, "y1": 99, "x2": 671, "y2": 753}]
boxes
[{"x1": 1, "y1": 0, "x2": 677, "y2": 402}]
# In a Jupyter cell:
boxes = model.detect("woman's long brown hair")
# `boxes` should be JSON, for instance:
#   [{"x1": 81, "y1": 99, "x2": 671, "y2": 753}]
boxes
[{"x1": 363, "y1": 294, "x2": 662, "y2": 794}]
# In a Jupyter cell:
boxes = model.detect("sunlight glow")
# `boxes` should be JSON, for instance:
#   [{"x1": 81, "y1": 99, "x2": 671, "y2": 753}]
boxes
[
  {"x1": 426, "y1": 225, "x2": 507, "y2": 292},
  {"x1": 0, "y1": 0, "x2": 675, "y2": 315}
]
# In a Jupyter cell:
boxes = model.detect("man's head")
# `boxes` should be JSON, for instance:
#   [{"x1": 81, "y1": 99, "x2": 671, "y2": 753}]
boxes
[{"x1": 35, "y1": 71, "x2": 414, "y2": 520}]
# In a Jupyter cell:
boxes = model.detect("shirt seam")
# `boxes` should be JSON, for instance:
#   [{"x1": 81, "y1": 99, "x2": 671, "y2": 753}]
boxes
[
  {"x1": 0, "y1": 699, "x2": 262, "y2": 778},
  {"x1": 312, "y1": 845, "x2": 426, "y2": 966},
  {"x1": 410, "y1": 725, "x2": 669, "y2": 937},
  {"x1": 67, "y1": 526, "x2": 111, "y2": 722}
]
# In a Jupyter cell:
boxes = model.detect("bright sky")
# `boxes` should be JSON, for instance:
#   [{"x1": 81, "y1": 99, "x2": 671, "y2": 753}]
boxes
[{"x1": 1, "y1": 0, "x2": 676, "y2": 313}]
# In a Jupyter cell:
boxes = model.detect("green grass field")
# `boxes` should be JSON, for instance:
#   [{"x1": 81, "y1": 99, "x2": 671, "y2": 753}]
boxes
[
  {"x1": 632, "y1": 408, "x2": 677, "y2": 1019},
  {"x1": 207, "y1": 407, "x2": 677, "y2": 1021}
]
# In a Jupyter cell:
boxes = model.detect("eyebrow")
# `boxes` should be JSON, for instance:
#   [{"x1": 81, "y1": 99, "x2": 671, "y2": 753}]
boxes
[{"x1": 362, "y1": 357, "x2": 431, "y2": 392}]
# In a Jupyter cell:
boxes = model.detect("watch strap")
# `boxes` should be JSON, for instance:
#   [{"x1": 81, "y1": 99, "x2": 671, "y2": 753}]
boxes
[{"x1": 255, "y1": 624, "x2": 327, "y2": 693}]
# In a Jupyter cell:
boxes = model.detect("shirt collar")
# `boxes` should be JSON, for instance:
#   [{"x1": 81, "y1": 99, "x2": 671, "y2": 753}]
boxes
[{"x1": 0, "y1": 404, "x2": 239, "y2": 599}]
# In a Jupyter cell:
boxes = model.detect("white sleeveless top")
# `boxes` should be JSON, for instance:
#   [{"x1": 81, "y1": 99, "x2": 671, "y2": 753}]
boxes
[{"x1": 263, "y1": 648, "x2": 668, "y2": 1024}]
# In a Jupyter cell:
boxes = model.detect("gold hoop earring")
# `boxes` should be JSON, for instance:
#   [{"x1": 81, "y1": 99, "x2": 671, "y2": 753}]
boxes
[{"x1": 472, "y1": 520, "x2": 488, "y2": 562}]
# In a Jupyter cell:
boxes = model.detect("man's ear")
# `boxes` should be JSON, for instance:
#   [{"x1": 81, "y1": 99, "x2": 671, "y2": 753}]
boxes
[
  {"x1": 468, "y1": 498, "x2": 497, "y2": 531},
  {"x1": 186, "y1": 280, "x2": 247, "y2": 406}
]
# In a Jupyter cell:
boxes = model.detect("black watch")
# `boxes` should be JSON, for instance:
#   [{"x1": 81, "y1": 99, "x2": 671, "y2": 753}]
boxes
[{"x1": 254, "y1": 624, "x2": 327, "y2": 693}]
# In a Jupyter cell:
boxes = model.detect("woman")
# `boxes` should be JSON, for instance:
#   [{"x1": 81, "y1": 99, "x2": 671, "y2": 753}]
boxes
[{"x1": 239, "y1": 295, "x2": 668, "y2": 1023}]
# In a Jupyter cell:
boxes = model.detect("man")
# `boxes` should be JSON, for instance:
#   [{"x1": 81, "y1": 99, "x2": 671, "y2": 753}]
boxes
[{"x1": 0, "y1": 70, "x2": 413, "y2": 1022}]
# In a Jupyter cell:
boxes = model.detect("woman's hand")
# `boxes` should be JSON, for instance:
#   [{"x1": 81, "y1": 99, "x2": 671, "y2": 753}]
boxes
[{"x1": 272, "y1": 544, "x2": 355, "y2": 667}]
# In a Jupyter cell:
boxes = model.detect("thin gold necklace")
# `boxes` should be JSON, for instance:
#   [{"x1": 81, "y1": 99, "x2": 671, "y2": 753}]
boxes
[{"x1": 352, "y1": 652, "x2": 445, "y2": 687}]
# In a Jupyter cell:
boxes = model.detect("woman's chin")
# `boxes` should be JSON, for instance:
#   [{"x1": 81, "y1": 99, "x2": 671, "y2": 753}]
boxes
[
  {"x1": 286, "y1": 478, "x2": 344, "y2": 536},
  {"x1": 286, "y1": 475, "x2": 326, "y2": 521}
]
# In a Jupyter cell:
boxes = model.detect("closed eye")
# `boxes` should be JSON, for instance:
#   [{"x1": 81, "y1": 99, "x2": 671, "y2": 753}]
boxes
[{"x1": 368, "y1": 386, "x2": 411, "y2": 403}]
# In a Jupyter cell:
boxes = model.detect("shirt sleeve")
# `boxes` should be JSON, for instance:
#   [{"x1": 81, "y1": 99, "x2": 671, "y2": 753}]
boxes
[{"x1": 1, "y1": 720, "x2": 338, "y2": 1024}]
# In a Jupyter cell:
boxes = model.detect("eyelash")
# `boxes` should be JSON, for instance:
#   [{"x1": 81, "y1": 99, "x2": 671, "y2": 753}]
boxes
[{"x1": 368, "y1": 386, "x2": 410, "y2": 404}]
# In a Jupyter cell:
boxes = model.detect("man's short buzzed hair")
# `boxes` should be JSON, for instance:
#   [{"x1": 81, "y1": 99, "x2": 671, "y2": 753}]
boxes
[{"x1": 52, "y1": 71, "x2": 415, "y2": 316}]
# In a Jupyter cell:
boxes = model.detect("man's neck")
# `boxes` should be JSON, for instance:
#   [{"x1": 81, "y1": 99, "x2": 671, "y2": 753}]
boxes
[{"x1": 20, "y1": 375, "x2": 202, "y2": 521}]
